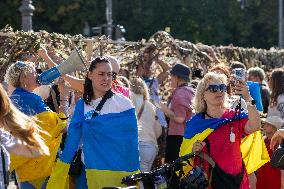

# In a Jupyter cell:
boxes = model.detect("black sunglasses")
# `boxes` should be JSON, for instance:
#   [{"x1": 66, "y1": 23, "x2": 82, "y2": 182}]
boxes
[{"x1": 206, "y1": 84, "x2": 227, "y2": 93}]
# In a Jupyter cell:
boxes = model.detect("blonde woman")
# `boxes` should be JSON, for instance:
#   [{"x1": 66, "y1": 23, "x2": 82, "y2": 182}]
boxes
[
  {"x1": 0, "y1": 84, "x2": 49, "y2": 188},
  {"x1": 190, "y1": 72, "x2": 260, "y2": 189},
  {"x1": 130, "y1": 77, "x2": 162, "y2": 172},
  {"x1": 5, "y1": 61, "x2": 66, "y2": 189}
]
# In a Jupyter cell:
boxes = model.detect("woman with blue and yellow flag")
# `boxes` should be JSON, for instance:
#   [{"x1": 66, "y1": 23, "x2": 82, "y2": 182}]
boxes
[
  {"x1": 180, "y1": 72, "x2": 269, "y2": 189},
  {"x1": 5, "y1": 61, "x2": 67, "y2": 189},
  {"x1": 46, "y1": 57, "x2": 139, "y2": 189}
]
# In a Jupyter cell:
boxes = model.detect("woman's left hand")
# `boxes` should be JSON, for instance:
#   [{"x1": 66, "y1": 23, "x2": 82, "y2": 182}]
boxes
[
  {"x1": 231, "y1": 79, "x2": 251, "y2": 101},
  {"x1": 192, "y1": 140, "x2": 206, "y2": 152}
]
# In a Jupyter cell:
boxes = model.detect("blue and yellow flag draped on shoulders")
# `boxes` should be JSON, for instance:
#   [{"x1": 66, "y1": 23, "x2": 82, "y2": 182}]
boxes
[
  {"x1": 180, "y1": 111, "x2": 269, "y2": 174},
  {"x1": 10, "y1": 112, "x2": 67, "y2": 189},
  {"x1": 47, "y1": 99, "x2": 140, "y2": 189},
  {"x1": 9, "y1": 87, "x2": 67, "y2": 189}
]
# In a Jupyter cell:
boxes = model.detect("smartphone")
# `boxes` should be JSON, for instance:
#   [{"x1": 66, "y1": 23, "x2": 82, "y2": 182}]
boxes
[{"x1": 232, "y1": 68, "x2": 246, "y2": 82}]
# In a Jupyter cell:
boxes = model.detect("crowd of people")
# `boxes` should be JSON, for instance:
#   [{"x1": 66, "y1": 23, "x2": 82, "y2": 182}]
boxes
[{"x1": 0, "y1": 44, "x2": 284, "y2": 189}]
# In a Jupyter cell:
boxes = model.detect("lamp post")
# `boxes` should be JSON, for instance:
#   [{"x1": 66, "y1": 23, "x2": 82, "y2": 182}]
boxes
[
  {"x1": 279, "y1": 0, "x2": 284, "y2": 48},
  {"x1": 237, "y1": 0, "x2": 246, "y2": 9},
  {"x1": 19, "y1": 0, "x2": 35, "y2": 31},
  {"x1": 106, "y1": 0, "x2": 113, "y2": 38}
]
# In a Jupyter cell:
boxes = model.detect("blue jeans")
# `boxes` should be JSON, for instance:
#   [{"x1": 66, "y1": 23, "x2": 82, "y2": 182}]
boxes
[{"x1": 139, "y1": 141, "x2": 158, "y2": 172}]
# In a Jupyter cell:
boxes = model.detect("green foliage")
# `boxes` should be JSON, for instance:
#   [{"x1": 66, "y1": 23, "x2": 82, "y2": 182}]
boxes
[{"x1": 0, "y1": 0, "x2": 279, "y2": 49}]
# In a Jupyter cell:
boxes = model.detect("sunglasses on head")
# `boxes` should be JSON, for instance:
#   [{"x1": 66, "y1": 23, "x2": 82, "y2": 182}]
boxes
[
  {"x1": 14, "y1": 61, "x2": 27, "y2": 69},
  {"x1": 90, "y1": 56, "x2": 110, "y2": 66},
  {"x1": 206, "y1": 84, "x2": 227, "y2": 93}
]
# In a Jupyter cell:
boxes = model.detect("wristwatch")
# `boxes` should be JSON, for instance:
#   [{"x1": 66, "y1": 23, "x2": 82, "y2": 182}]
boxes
[{"x1": 246, "y1": 99, "x2": 256, "y2": 106}]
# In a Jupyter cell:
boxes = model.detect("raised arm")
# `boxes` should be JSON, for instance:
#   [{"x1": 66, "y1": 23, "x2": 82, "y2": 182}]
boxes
[
  {"x1": 232, "y1": 80, "x2": 261, "y2": 134},
  {"x1": 38, "y1": 48, "x2": 84, "y2": 92}
]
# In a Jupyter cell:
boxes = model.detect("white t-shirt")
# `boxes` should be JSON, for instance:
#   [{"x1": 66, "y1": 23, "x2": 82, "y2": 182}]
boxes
[
  {"x1": 84, "y1": 92, "x2": 133, "y2": 119},
  {"x1": 268, "y1": 94, "x2": 284, "y2": 119}
]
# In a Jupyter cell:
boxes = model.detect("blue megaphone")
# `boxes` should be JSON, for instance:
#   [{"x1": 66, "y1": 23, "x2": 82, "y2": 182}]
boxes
[{"x1": 37, "y1": 47, "x2": 87, "y2": 85}]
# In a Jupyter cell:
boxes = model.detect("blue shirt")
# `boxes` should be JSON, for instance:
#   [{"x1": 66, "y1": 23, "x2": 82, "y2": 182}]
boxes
[{"x1": 10, "y1": 87, "x2": 52, "y2": 116}]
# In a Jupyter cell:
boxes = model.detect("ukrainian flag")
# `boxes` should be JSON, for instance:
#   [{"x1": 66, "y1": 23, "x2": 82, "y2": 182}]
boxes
[
  {"x1": 10, "y1": 112, "x2": 67, "y2": 189},
  {"x1": 47, "y1": 99, "x2": 140, "y2": 189},
  {"x1": 180, "y1": 111, "x2": 269, "y2": 174}
]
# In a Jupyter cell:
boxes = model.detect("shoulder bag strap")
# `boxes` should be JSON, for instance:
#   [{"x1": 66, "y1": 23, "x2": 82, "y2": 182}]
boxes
[
  {"x1": 50, "y1": 87, "x2": 59, "y2": 113},
  {"x1": 195, "y1": 151, "x2": 215, "y2": 168},
  {"x1": 92, "y1": 90, "x2": 115, "y2": 118},
  {"x1": 203, "y1": 137, "x2": 214, "y2": 187},
  {"x1": 137, "y1": 100, "x2": 146, "y2": 120}
]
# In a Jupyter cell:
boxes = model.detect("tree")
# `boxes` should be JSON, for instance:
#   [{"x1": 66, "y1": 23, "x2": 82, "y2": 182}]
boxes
[{"x1": 0, "y1": 0, "x2": 279, "y2": 49}]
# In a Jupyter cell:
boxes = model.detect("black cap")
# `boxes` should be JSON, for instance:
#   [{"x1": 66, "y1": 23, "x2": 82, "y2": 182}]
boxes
[{"x1": 170, "y1": 63, "x2": 190, "y2": 81}]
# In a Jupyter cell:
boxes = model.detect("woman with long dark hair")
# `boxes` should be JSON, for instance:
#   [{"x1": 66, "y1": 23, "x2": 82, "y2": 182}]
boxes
[
  {"x1": 267, "y1": 68, "x2": 284, "y2": 188},
  {"x1": 46, "y1": 57, "x2": 139, "y2": 189},
  {"x1": 268, "y1": 69, "x2": 284, "y2": 119}
]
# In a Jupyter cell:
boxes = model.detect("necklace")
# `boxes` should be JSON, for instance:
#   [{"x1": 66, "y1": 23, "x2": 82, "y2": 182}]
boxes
[
  {"x1": 206, "y1": 111, "x2": 235, "y2": 143},
  {"x1": 205, "y1": 112, "x2": 214, "y2": 118}
]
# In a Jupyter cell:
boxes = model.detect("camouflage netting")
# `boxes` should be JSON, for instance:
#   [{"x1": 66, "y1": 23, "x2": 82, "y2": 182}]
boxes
[{"x1": 1, "y1": 25, "x2": 284, "y2": 100}]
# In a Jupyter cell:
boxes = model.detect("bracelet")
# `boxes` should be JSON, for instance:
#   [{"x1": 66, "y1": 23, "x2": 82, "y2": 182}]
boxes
[
  {"x1": 60, "y1": 100, "x2": 68, "y2": 102},
  {"x1": 245, "y1": 99, "x2": 256, "y2": 106},
  {"x1": 246, "y1": 103, "x2": 256, "y2": 107}
]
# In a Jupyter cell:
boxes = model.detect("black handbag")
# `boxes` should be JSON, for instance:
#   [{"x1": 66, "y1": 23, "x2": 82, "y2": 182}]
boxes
[
  {"x1": 271, "y1": 142, "x2": 284, "y2": 169},
  {"x1": 68, "y1": 149, "x2": 83, "y2": 176}
]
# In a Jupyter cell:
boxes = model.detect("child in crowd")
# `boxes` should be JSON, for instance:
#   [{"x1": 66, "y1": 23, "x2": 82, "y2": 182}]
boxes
[{"x1": 256, "y1": 116, "x2": 283, "y2": 189}]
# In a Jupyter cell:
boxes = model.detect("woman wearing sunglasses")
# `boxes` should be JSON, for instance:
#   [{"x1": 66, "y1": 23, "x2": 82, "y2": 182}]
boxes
[{"x1": 191, "y1": 72, "x2": 260, "y2": 189}]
